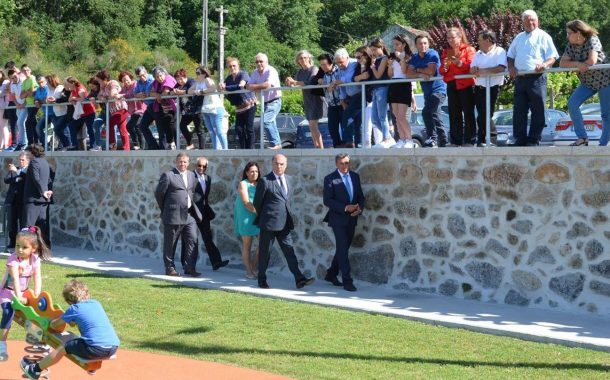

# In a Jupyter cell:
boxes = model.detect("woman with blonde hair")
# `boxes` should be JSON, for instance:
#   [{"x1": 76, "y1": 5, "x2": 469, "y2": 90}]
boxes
[
  {"x1": 560, "y1": 20, "x2": 610, "y2": 146},
  {"x1": 286, "y1": 50, "x2": 325, "y2": 148}
]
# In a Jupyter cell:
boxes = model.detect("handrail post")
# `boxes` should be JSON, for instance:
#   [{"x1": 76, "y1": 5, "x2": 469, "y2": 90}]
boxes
[
  {"x1": 260, "y1": 90, "x2": 266, "y2": 150},
  {"x1": 105, "y1": 100, "x2": 110, "y2": 151},
  {"x1": 175, "y1": 96, "x2": 181, "y2": 150},
  {"x1": 44, "y1": 105, "x2": 49, "y2": 152},
  {"x1": 360, "y1": 83, "x2": 366, "y2": 148},
  {"x1": 485, "y1": 75, "x2": 491, "y2": 147}
]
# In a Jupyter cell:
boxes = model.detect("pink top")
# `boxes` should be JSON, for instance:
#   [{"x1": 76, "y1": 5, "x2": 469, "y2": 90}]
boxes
[
  {"x1": 120, "y1": 81, "x2": 146, "y2": 115},
  {"x1": 0, "y1": 253, "x2": 40, "y2": 303},
  {"x1": 101, "y1": 80, "x2": 128, "y2": 115}
]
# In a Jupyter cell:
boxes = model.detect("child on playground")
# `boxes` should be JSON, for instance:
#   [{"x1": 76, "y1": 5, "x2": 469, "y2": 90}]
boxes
[
  {"x1": 21, "y1": 279, "x2": 120, "y2": 379},
  {"x1": 0, "y1": 226, "x2": 51, "y2": 361}
]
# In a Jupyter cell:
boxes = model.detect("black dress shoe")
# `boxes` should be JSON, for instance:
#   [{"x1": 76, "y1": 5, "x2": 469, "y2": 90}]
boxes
[
  {"x1": 324, "y1": 275, "x2": 343, "y2": 287},
  {"x1": 212, "y1": 260, "x2": 230, "y2": 271},
  {"x1": 296, "y1": 277, "x2": 315, "y2": 289},
  {"x1": 258, "y1": 280, "x2": 270, "y2": 289},
  {"x1": 184, "y1": 270, "x2": 202, "y2": 277},
  {"x1": 343, "y1": 283, "x2": 357, "y2": 292},
  {"x1": 166, "y1": 268, "x2": 180, "y2": 277}
]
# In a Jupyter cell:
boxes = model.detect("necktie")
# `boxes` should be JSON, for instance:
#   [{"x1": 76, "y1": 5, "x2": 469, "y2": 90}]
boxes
[
  {"x1": 199, "y1": 174, "x2": 206, "y2": 194},
  {"x1": 182, "y1": 172, "x2": 192, "y2": 208},
  {"x1": 279, "y1": 176, "x2": 287, "y2": 196},
  {"x1": 344, "y1": 174, "x2": 353, "y2": 202}
]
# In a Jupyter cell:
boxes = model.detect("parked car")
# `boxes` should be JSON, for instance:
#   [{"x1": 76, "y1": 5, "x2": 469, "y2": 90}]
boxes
[
  {"x1": 228, "y1": 113, "x2": 304, "y2": 149},
  {"x1": 553, "y1": 103, "x2": 602, "y2": 145},
  {"x1": 493, "y1": 109, "x2": 568, "y2": 146}
]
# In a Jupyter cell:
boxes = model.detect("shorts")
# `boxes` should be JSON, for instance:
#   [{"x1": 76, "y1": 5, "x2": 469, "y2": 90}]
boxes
[
  {"x1": 387, "y1": 82, "x2": 413, "y2": 105},
  {"x1": 65, "y1": 338, "x2": 118, "y2": 359},
  {"x1": 1, "y1": 302, "x2": 14, "y2": 329}
]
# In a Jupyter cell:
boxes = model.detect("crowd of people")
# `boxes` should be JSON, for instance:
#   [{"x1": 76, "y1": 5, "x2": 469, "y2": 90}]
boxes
[{"x1": 0, "y1": 11, "x2": 608, "y2": 152}]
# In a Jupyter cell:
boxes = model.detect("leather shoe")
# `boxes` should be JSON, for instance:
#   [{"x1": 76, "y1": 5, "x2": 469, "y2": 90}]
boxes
[
  {"x1": 343, "y1": 283, "x2": 357, "y2": 292},
  {"x1": 324, "y1": 274, "x2": 343, "y2": 287},
  {"x1": 296, "y1": 277, "x2": 315, "y2": 289},
  {"x1": 258, "y1": 280, "x2": 270, "y2": 289},
  {"x1": 165, "y1": 268, "x2": 180, "y2": 277},
  {"x1": 212, "y1": 260, "x2": 230, "y2": 271},
  {"x1": 184, "y1": 270, "x2": 202, "y2": 277}
]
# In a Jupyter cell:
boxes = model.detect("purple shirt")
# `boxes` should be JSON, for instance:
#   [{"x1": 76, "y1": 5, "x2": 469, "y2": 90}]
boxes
[
  {"x1": 250, "y1": 65, "x2": 282, "y2": 102},
  {"x1": 0, "y1": 253, "x2": 40, "y2": 303},
  {"x1": 151, "y1": 74, "x2": 177, "y2": 113}
]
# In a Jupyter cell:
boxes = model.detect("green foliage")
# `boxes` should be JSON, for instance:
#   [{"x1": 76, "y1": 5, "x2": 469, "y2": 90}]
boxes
[
  {"x1": 280, "y1": 90, "x2": 304, "y2": 114},
  {"x1": 547, "y1": 72, "x2": 580, "y2": 110}
]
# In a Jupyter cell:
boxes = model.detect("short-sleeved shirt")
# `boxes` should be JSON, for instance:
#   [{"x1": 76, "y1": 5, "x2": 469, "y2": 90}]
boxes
[
  {"x1": 250, "y1": 66, "x2": 282, "y2": 102},
  {"x1": 21, "y1": 76, "x2": 38, "y2": 106},
  {"x1": 101, "y1": 80, "x2": 128, "y2": 114},
  {"x1": 507, "y1": 28, "x2": 559, "y2": 71},
  {"x1": 337, "y1": 59, "x2": 361, "y2": 99},
  {"x1": 72, "y1": 84, "x2": 96, "y2": 118},
  {"x1": 471, "y1": 45, "x2": 508, "y2": 87},
  {"x1": 409, "y1": 49, "x2": 446, "y2": 97},
  {"x1": 62, "y1": 299, "x2": 120, "y2": 347},
  {"x1": 564, "y1": 35, "x2": 610, "y2": 91},
  {"x1": 0, "y1": 253, "x2": 40, "y2": 303}
]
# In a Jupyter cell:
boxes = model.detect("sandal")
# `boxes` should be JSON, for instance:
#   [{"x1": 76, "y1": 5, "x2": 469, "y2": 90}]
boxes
[{"x1": 570, "y1": 138, "x2": 588, "y2": 146}]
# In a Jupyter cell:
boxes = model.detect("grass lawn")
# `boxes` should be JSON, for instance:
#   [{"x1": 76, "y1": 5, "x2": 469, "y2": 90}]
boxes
[{"x1": 4, "y1": 259, "x2": 610, "y2": 379}]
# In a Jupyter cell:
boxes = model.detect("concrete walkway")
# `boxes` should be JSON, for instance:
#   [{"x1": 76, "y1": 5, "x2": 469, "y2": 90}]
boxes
[{"x1": 4, "y1": 247, "x2": 610, "y2": 352}]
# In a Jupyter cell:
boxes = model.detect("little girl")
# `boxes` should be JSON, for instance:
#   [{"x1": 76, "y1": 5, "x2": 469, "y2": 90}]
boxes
[{"x1": 0, "y1": 226, "x2": 52, "y2": 361}]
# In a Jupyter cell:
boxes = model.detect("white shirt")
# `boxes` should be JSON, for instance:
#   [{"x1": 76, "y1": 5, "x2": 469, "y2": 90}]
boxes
[
  {"x1": 179, "y1": 170, "x2": 192, "y2": 208},
  {"x1": 48, "y1": 85, "x2": 67, "y2": 116},
  {"x1": 10, "y1": 80, "x2": 24, "y2": 105},
  {"x1": 507, "y1": 28, "x2": 558, "y2": 71},
  {"x1": 391, "y1": 56, "x2": 407, "y2": 79},
  {"x1": 472, "y1": 45, "x2": 508, "y2": 87}
]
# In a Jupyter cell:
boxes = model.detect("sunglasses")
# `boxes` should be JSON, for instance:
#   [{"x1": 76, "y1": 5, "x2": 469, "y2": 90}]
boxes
[
  {"x1": 255, "y1": 60, "x2": 264, "y2": 63},
  {"x1": 197, "y1": 164, "x2": 208, "y2": 168}
]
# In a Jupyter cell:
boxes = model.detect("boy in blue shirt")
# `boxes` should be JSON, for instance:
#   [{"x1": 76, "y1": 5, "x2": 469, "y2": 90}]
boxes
[{"x1": 20, "y1": 279, "x2": 120, "y2": 379}]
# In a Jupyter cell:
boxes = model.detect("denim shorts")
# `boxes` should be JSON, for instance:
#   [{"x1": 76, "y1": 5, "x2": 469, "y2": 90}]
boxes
[
  {"x1": 65, "y1": 338, "x2": 118, "y2": 359},
  {"x1": 0, "y1": 302, "x2": 14, "y2": 329}
]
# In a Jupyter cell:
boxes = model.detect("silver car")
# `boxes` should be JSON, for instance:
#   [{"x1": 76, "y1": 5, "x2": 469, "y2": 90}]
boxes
[
  {"x1": 493, "y1": 109, "x2": 568, "y2": 146},
  {"x1": 553, "y1": 103, "x2": 602, "y2": 145}
]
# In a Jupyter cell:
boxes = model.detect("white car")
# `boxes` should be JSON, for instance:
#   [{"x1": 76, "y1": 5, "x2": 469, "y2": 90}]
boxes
[{"x1": 553, "y1": 103, "x2": 602, "y2": 145}]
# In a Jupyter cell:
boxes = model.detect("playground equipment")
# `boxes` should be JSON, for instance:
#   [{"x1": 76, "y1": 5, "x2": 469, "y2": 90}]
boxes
[{"x1": 12, "y1": 289, "x2": 116, "y2": 376}]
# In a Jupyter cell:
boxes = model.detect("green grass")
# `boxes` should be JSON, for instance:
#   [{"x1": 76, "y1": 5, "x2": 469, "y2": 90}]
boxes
[{"x1": 4, "y1": 259, "x2": 610, "y2": 379}]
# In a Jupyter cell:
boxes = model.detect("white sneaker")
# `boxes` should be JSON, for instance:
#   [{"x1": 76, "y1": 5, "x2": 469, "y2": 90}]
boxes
[
  {"x1": 0, "y1": 346, "x2": 8, "y2": 362},
  {"x1": 403, "y1": 139, "x2": 416, "y2": 148},
  {"x1": 391, "y1": 140, "x2": 406, "y2": 148},
  {"x1": 374, "y1": 140, "x2": 394, "y2": 149}
]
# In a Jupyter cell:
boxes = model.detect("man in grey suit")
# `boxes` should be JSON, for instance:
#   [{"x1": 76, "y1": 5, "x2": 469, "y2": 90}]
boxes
[
  {"x1": 253, "y1": 154, "x2": 314, "y2": 289},
  {"x1": 154, "y1": 153, "x2": 202, "y2": 277},
  {"x1": 22, "y1": 144, "x2": 54, "y2": 247}
]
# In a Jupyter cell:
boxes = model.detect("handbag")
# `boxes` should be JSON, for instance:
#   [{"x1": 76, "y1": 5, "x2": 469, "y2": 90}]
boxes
[{"x1": 73, "y1": 101, "x2": 84, "y2": 120}]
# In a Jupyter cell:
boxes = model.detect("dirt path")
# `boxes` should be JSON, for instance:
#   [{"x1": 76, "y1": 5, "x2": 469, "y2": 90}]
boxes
[{"x1": 0, "y1": 340, "x2": 294, "y2": 380}]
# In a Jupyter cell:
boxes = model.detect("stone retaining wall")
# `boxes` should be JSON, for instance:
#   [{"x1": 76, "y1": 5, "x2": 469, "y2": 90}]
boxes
[{"x1": 2, "y1": 148, "x2": 609, "y2": 315}]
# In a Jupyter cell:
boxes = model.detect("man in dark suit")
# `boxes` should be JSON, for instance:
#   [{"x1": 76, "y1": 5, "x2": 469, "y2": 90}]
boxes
[
  {"x1": 154, "y1": 153, "x2": 202, "y2": 277},
  {"x1": 323, "y1": 153, "x2": 365, "y2": 291},
  {"x1": 22, "y1": 144, "x2": 54, "y2": 247},
  {"x1": 191, "y1": 156, "x2": 229, "y2": 271},
  {"x1": 4, "y1": 152, "x2": 30, "y2": 248},
  {"x1": 253, "y1": 154, "x2": 314, "y2": 289}
]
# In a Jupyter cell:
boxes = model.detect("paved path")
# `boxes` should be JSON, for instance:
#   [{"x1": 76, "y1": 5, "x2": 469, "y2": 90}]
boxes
[{"x1": 4, "y1": 247, "x2": 610, "y2": 352}]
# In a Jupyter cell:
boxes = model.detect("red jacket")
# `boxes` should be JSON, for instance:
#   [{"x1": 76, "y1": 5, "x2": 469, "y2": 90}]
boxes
[{"x1": 440, "y1": 44, "x2": 476, "y2": 90}]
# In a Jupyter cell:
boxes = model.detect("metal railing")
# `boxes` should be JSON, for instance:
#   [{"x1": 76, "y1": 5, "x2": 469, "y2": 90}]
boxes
[{"x1": 1, "y1": 63, "x2": 608, "y2": 152}]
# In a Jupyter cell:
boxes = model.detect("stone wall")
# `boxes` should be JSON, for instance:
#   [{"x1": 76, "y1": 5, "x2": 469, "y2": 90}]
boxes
[{"x1": 2, "y1": 148, "x2": 609, "y2": 315}]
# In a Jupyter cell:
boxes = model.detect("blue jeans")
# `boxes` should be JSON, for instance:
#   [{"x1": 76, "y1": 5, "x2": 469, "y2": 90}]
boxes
[
  {"x1": 513, "y1": 74, "x2": 547, "y2": 145},
  {"x1": 371, "y1": 86, "x2": 390, "y2": 139},
  {"x1": 16, "y1": 108, "x2": 28, "y2": 146},
  {"x1": 52, "y1": 114, "x2": 71, "y2": 148},
  {"x1": 341, "y1": 94, "x2": 363, "y2": 145},
  {"x1": 262, "y1": 98, "x2": 282, "y2": 147},
  {"x1": 92, "y1": 115, "x2": 105, "y2": 147},
  {"x1": 203, "y1": 108, "x2": 227, "y2": 149},
  {"x1": 70, "y1": 113, "x2": 96, "y2": 148},
  {"x1": 422, "y1": 92, "x2": 448, "y2": 145},
  {"x1": 568, "y1": 83, "x2": 610, "y2": 145}
]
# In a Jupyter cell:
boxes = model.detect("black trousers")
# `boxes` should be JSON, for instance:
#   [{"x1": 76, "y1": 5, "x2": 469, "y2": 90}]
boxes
[
  {"x1": 235, "y1": 106, "x2": 256, "y2": 149},
  {"x1": 192, "y1": 218, "x2": 222, "y2": 268},
  {"x1": 139, "y1": 108, "x2": 160, "y2": 150},
  {"x1": 22, "y1": 203, "x2": 50, "y2": 247},
  {"x1": 26, "y1": 107, "x2": 39, "y2": 145},
  {"x1": 327, "y1": 223, "x2": 356, "y2": 285},
  {"x1": 163, "y1": 217, "x2": 198, "y2": 272},
  {"x1": 513, "y1": 74, "x2": 547, "y2": 145},
  {"x1": 5, "y1": 203, "x2": 23, "y2": 248},
  {"x1": 126, "y1": 113, "x2": 145, "y2": 148},
  {"x1": 258, "y1": 224, "x2": 305, "y2": 283},
  {"x1": 154, "y1": 111, "x2": 176, "y2": 149},
  {"x1": 474, "y1": 85, "x2": 500, "y2": 144},
  {"x1": 179, "y1": 113, "x2": 204, "y2": 148},
  {"x1": 447, "y1": 81, "x2": 476, "y2": 145}
]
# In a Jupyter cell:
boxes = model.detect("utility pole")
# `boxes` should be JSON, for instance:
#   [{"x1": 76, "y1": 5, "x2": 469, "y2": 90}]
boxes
[
  {"x1": 201, "y1": 0, "x2": 209, "y2": 66},
  {"x1": 216, "y1": 5, "x2": 228, "y2": 81}
]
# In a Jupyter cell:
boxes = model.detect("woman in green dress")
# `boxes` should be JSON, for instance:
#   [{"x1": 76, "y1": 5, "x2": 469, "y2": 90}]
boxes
[{"x1": 234, "y1": 162, "x2": 260, "y2": 279}]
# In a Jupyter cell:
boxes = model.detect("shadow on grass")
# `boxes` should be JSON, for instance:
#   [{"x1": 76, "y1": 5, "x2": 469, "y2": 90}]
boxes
[
  {"x1": 134, "y1": 340, "x2": 610, "y2": 372},
  {"x1": 64, "y1": 272, "x2": 133, "y2": 280}
]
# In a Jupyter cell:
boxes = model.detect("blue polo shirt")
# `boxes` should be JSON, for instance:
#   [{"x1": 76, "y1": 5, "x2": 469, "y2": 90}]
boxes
[
  {"x1": 134, "y1": 74, "x2": 155, "y2": 106},
  {"x1": 62, "y1": 299, "x2": 120, "y2": 347},
  {"x1": 337, "y1": 59, "x2": 361, "y2": 100},
  {"x1": 409, "y1": 49, "x2": 446, "y2": 97}
]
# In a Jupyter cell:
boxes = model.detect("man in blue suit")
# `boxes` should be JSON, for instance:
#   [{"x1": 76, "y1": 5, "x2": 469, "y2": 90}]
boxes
[
  {"x1": 323, "y1": 153, "x2": 365, "y2": 291},
  {"x1": 253, "y1": 154, "x2": 314, "y2": 289}
]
